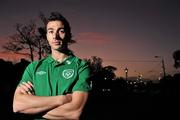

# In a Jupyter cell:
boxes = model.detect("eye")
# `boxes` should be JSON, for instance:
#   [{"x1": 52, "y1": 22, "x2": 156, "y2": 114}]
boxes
[
  {"x1": 48, "y1": 30, "x2": 54, "y2": 34},
  {"x1": 59, "y1": 28, "x2": 65, "y2": 33}
]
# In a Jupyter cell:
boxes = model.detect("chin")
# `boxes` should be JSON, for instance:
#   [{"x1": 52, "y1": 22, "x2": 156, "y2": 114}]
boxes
[
  {"x1": 54, "y1": 47, "x2": 61, "y2": 50},
  {"x1": 51, "y1": 47, "x2": 60, "y2": 51},
  {"x1": 53, "y1": 45, "x2": 61, "y2": 49}
]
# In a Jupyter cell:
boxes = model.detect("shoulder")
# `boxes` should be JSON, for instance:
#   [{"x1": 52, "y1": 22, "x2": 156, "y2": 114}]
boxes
[
  {"x1": 72, "y1": 55, "x2": 88, "y2": 67},
  {"x1": 71, "y1": 56, "x2": 90, "y2": 74},
  {"x1": 26, "y1": 56, "x2": 50, "y2": 69}
]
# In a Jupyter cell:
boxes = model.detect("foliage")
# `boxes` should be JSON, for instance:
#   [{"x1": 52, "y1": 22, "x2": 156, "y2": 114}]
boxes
[
  {"x1": 84, "y1": 56, "x2": 117, "y2": 80},
  {"x1": 173, "y1": 49, "x2": 180, "y2": 69},
  {"x1": 3, "y1": 13, "x2": 50, "y2": 61}
]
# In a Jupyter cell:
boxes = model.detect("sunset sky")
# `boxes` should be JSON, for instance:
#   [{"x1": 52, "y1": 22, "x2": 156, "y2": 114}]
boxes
[{"x1": 0, "y1": 0, "x2": 180, "y2": 80}]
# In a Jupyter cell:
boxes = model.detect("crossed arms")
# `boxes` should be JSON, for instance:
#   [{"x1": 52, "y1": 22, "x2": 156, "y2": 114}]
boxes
[{"x1": 13, "y1": 81, "x2": 88, "y2": 120}]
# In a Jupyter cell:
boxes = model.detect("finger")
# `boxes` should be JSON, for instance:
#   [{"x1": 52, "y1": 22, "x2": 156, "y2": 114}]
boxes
[
  {"x1": 22, "y1": 82, "x2": 33, "y2": 91},
  {"x1": 19, "y1": 87, "x2": 28, "y2": 94},
  {"x1": 19, "y1": 83, "x2": 29, "y2": 91},
  {"x1": 26, "y1": 90, "x2": 33, "y2": 95},
  {"x1": 27, "y1": 81, "x2": 35, "y2": 94},
  {"x1": 28, "y1": 88, "x2": 35, "y2": 95},
  {"x1": 18, "y1": 85, "x2": 28, "y2": 94},
  {"x1": 66, "y1": 94, "x2": 72, "y2": 101},
  {"x1": 18, "y1": 83, "x2": 34, "y2": 95},
  {"x1": 27, "y1": 81, "x2": 34, "y2": 88}
]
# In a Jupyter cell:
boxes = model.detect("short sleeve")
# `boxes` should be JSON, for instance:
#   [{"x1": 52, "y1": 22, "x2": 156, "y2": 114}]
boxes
[{"x1": 72, "y1": 62, "x2": 92, "y2": 92}]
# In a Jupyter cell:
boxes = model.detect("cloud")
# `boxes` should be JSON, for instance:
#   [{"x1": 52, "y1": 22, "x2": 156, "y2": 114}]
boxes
[
  {"x1": 0, "y1": 51, "x2": 30, "y2": 63},
  {"x1": 75, "y1": 32, "x2": 114, "y2": 45}
]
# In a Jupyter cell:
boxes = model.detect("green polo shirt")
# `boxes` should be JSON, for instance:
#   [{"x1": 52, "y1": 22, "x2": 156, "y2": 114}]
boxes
[{"x1": 19, "y1": 54, "x2": 91, "y2": 96}]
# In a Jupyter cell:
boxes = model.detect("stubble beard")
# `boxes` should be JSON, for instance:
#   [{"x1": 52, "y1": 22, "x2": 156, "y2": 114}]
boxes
[{"x1": 54, "y1": 42, "x2": 68, "y2": 54}]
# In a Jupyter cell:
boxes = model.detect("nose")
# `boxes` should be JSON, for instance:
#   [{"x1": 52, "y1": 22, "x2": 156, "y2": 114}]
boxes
[{"x1": 55, "y1": 31, "x2": 61, "y2": 40}]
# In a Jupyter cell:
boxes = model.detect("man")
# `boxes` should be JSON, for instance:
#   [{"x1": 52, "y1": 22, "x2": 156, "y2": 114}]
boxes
[{"x1": 13, "y1": 12, "x2": 91, "y2": 120}]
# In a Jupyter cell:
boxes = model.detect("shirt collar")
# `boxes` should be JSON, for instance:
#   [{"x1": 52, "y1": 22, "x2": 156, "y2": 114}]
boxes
[{"x1": 46, "y1": 54, "x2": 75, "y2": 65}]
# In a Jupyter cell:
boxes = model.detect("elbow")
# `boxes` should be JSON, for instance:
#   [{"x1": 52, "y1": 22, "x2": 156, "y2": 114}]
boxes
[
  {"x1": 70, "y1": 110, "x2": 82, "y2": 120},
  {"x1": 13, "y1": 91, "x2": 22, "y2": 113},
  {"x1": 13, "y1": 94, "x2": 27, "y2": 113},
  {"x1": 13, "y1": 102, "x2": 19, "y2": 113},
  {"x1": 13, "y1": 99, "x2": 22, "y2": 113},
  {"x1": 13, "y1": 100, "x2": 23, "y2": 113}
]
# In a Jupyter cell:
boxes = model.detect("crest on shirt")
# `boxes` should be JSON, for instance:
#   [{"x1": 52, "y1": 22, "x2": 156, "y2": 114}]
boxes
[{"x1": 62, "y1": 69, "x2": 74, "y2": 79}]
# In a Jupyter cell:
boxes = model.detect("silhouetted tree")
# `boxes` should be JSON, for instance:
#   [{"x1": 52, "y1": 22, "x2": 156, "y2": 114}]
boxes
[
  {"x1": 84, "y1": 56, "x2": 117, "y2": 92},
  {"x1": 173, "y1": 49, "x2": 180, "y2": 69},
  {"x1": 102, "y1": 65, "x2": 117, "y2": 80},
  {"x1": 84, "y1": 56, "x2": 104, "y2": 91},
  {"x1": 3, "y1": 21, "x2": 37, "y2": 61},
  {"x1": 84, "y1": 56, "x2": 103, "y2": 76},
  {"x1": 3, "y1": 12, "x2": 50, "y2": 61},
  {"x1": 3, "y1": 12, "x2": 77, "y2": 61},
  {"x1": 37, "y1": 12, "x2": 51, "y2": 59}
]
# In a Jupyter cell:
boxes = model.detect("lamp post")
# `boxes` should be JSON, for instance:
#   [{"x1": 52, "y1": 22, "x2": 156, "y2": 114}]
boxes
[
  {"x1": 124, "y1": 67, "x2": 128, "y2": 80},
  {"x1": 155, "y1": 56, "x2": 166, "y2": 78}
]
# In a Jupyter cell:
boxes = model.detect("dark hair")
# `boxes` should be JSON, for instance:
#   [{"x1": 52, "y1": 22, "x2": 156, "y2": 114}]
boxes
[{"x1": 46, "y1": 12, "x2": 72, "y2": 43}]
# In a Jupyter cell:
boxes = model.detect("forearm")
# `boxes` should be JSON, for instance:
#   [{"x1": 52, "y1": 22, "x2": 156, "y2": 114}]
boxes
[
  {"x1": 43, "y1": 113, "x2": 75, "y2": 120},
  {"x1": 13, "y1": 82, "x2": 72, "y2": 114},
  {"x1": 43, "y1": 103, "x2": 80, "y2": 120},
  {"x1": 19, "y1": 103, "x2": 57, "y2": 115},
  {"x1": 13, "y1": 93, "x2": 66, "y2": 114},
  {"x1": 43, "y1": 115, "x2": 78, "y2": 120},
  {"x1": 43, "y1": 91, "x2": 88, "y2": 120}
]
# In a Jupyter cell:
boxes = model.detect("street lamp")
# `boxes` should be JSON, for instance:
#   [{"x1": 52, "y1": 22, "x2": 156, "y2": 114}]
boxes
[
  {"x1": 155, "y1": 56, "x2": 166, "y2": 78},
  {"x1": 124, "y1": 67, "x2": 128, "y2": 80}
]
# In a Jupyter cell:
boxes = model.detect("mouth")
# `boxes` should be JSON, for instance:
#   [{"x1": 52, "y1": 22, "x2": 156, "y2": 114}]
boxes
[{"x1": 52, "y1": 39, "x2": 62, "y2": 45}]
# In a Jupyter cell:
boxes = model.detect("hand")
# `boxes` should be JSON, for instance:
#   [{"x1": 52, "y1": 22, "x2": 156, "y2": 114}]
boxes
[
  {"x1": 59, "y1": 94, "x2": 72, "y2": 105},
  {"x1": 18, "y1": 81, "x2": 34, "y2": 95},
  {"x1": 65, "y1": 94, "x2": 72, "y2": 102}
]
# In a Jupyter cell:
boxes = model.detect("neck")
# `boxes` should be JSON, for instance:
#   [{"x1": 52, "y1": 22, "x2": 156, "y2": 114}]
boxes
[{"x1": 51, "y1": 49, "x2": 68, "y2": 62}]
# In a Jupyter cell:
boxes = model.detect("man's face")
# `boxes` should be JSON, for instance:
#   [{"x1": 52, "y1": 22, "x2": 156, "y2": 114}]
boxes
[{"x1": 46, "y1": 20, "x2": 65, "y2": 51}]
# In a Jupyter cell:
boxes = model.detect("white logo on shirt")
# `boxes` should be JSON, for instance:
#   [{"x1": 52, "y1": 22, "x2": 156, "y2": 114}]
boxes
[
  {"x1": 62, "y1": 69, "x2": 74, "y2": 79},
  {"x1": 36, "y1": 71, "x2": 46, "y2": 75},
  {"x1": 66, "y1": 60, "x2": 71, "y2": 65}
]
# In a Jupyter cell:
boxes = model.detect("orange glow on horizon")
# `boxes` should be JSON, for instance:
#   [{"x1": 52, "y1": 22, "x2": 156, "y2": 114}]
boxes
[{"x1": 0, "y1": 51, "x2": 30, "y2": 63}]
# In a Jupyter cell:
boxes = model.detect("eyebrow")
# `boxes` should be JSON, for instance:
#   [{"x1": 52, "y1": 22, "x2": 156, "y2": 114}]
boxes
[
  {"x1": 47, "y1": 27, "x2": 65, "y2": 30},
  {"x1": 47, "y1": 27, "x2": 65, "y2": 31},
  {"x1": 47, "y1": 28, "x2": 53, "y2": 31}
]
